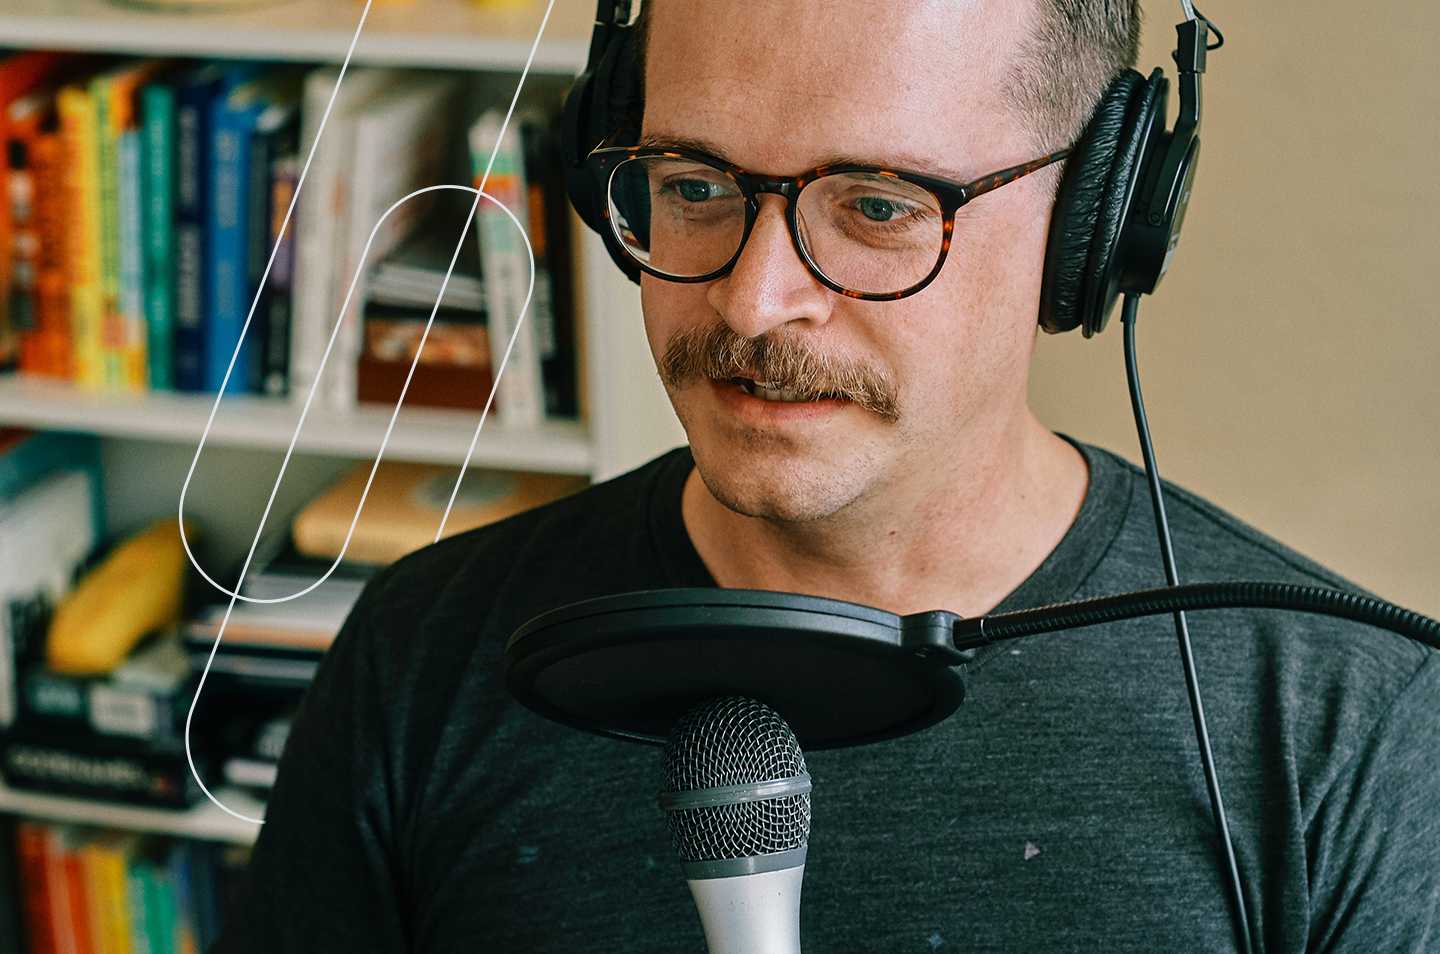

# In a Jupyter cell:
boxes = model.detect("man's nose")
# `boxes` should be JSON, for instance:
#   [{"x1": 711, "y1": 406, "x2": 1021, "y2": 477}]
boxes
[{"x1": 707, "y1": 194, "x2": 834, "y2": 340}]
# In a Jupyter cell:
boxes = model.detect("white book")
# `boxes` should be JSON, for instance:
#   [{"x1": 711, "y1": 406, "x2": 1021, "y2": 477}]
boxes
[
  {"x1": 327, "y1": 72, "x2": 462, "y2": 410},
  {"x1": 0, "y1": 470, "x2": 97, "y2": 728},
  {"x1": 470, "y1": 109, "x2": 543, "y2": 429},
  {"x1": 288, "y1": 66, "x2": 400, "y2": 409}
]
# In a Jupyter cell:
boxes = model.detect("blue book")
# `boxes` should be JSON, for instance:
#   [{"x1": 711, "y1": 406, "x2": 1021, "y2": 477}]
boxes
[
  {"x1": 204, "y1": 66, "x2": 303, "y2": 398},
  {"x1": 173, "y1": 62, "x2": 260, "y2": 394},
  {"x1": 171, "y1": 64, "x2": 226, "y2": 393}
]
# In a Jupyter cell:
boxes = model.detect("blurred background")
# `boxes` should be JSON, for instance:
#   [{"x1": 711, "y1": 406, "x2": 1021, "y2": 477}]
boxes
[
  {"x1": 0, "y1": 0, "x2": 1433, "y2": 950},
  {"x1": 1029, "y1": 4, "x2": 1439, "y2": 617}
]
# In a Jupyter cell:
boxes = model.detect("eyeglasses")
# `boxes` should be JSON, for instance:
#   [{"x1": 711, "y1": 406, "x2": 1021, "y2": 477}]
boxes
[{"x1": 585, "y1": 142, "x2": 1072, "y2": 301}]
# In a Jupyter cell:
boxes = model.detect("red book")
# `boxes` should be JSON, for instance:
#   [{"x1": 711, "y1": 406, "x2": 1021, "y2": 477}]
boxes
[{"x1": 16, "y1": 821, "x2": 58, "y2": 954}]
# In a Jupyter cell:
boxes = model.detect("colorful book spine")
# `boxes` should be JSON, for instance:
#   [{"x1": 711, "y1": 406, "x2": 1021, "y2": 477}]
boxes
[
  {"x1": 57, "y1": 83, "x2": 106, "y2": 389},
  {"x1": 118, "y1": 127, "x2": 147, "y2": 390},
  {"x1": 141, "y1": 81, "x2": 176, "y2": 391},
  {"x1": 206, "y1": 90, "x2": 255, "y2": 396}
]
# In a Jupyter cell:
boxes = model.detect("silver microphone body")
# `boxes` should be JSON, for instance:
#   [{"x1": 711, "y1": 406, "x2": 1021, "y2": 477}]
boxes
[{"x1": 659, "y1": 697, "x2": 814, "y2": 954}]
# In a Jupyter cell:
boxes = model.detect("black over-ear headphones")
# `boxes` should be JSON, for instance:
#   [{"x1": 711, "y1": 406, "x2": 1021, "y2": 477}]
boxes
[{"x1": 560, "y1": 0, "x2": 1214, "y2": 339}]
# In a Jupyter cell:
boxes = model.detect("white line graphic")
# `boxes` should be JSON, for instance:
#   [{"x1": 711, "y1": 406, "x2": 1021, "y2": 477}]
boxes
[{"x1": 177, "y1": 0, "x2": 556, "y2": 825}]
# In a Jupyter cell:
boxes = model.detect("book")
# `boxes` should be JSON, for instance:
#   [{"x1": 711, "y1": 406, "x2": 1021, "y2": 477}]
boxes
[
  {"x1": 0, "y1": 720, "x2": 215, "y2": 809},
  {"x1": 205, "y1": 66, "x2": 304, "y2": 398},
  {"x1": 326, "y1": 71, "x2": 461, "y2": 410},
  {"x1": 93, "y1": 59, "x2": 171, "y2": 391},
  {"x1": 288, "y1": 65, "x2": 400, "y2": 408},
  {"x1": 16, "y1": 820, "x2": 60, "y2": 954},
  {"x1": 58, "y1": 78, "x2": 107, "y2": 389},
  {"x1": 355, "y1": 300, "x2": 495, "y2": 411},
  {"x1": 0, "y1": 454, "x2": 103, "y2": 729},
  {"x1": 172, "y1": 63, "x2": 254, "y2": 393},
  {"x1": 519, "y1": 115, "x2": 578, "y2": 419},
  {"x1": 0, "y1": 51, "x2": 70, "y2": 369},
  {"x1": 253, "y1": 117, "x2": 300, "y2": 397},
  {"x1": 470, "y1": 108, "x2": 544, "y2": 429},
  {"x1": 291, "y1": 458, "x2": 588, "y2": 564},
  {"x1": 140, "y1": 75, "x2": 179, "y2": 391}
]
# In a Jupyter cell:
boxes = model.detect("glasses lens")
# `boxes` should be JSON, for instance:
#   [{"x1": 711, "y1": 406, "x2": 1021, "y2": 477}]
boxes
[
  {"x1": 796, "y1": 173, "x2": 944, "y2": 295},
  {"x1": 608, "y1": 155, "x2": 746, "y2": 278}
]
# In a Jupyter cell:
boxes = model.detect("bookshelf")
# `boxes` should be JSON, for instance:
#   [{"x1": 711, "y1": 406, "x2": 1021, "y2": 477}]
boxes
[
  {"x1": 0, "y1": 780, "x2": 261, "y2": 847},
  {"x1": 0, "y1": 0, "x2": 687, "y2": 878}
]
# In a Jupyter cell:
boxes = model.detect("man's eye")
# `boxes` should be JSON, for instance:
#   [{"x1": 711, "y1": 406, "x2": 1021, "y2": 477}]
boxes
[
  {"x1": 855, "y1": 196, "x2": 906, "y2": 222},
  {"x1": 662, "y1": 178, "x2": 727, "y2": 203}
]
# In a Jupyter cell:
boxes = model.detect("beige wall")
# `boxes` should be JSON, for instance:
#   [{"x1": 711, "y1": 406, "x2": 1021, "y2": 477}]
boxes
[{"x1": 1029, "y1": 3, "x2": 1440, "y2": 616}]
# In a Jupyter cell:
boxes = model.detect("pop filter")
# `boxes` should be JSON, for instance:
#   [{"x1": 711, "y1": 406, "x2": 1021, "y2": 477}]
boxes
[{"x1": 503, "y1": 588, "x2": 969, "y2": 749}]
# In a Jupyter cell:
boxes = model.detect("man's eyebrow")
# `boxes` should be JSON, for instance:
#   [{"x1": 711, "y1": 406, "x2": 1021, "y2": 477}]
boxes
[{"x1": 635, "y1": 132, "x2": 971, "y2": 182}]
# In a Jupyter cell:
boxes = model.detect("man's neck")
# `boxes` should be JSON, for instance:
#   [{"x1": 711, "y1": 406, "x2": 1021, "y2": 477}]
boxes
[{"x1": 680, "y1": 414, "x2": 1090, "y2": 619}]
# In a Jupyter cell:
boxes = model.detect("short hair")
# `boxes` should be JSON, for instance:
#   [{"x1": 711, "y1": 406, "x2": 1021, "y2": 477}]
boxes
[{"x1": 629, "y1": 0, "x2": 1141, "y2": 171}]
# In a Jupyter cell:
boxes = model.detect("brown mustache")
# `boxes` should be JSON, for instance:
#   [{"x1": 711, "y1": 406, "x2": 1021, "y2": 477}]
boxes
[{"x1": 657, "y1": 322, "x2": 900, "y2": 422}]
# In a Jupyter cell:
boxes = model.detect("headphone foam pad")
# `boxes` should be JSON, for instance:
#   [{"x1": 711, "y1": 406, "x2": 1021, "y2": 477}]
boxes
[{"x1": 1039, "y1": 69, "x2": 1146, "y2": 335}]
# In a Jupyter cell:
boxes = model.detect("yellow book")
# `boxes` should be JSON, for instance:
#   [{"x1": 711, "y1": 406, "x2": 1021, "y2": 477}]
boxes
[
  {"x1": 292, "y1": 460, "x2": 589, "y2": 564},
  {"x1": 57, "y1": 83, "x2": 106, "y2": 390},
  {"x1": 82, "y1": 830, "x2": 138, "y2": 954}
]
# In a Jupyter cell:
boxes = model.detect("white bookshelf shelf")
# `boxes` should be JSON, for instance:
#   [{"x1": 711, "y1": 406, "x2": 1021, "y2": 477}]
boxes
[
  {"x1": 0, "y1": 0, "x2": 593, "y2": 73},
  {"x1": 0, "y1": 780, "x2": 262, "y2": 846},
  {"x1": 0, "y1": 373, "x2": 594, "y2": 474}
]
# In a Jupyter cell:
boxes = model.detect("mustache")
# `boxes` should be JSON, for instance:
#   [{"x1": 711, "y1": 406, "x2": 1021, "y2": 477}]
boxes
[{"x1": 657, "y1": 322, "x2": 900, "y2": 422}]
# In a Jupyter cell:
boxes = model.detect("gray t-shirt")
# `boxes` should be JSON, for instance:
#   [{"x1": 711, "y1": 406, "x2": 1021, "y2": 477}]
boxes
[{"x1": 212, "y1": 435, "x2": 1440, "y2": 953}]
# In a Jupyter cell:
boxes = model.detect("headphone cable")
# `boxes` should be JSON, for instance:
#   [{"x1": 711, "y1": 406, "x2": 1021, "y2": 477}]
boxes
[{"x1": 1121, "y1": 292, "x2": 1255, "y2": 954}]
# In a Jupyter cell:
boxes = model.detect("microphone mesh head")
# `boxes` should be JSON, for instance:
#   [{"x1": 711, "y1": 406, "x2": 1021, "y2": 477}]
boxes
[{"x1": 660, "y1": 696, "x2": 811, "y2": 863}]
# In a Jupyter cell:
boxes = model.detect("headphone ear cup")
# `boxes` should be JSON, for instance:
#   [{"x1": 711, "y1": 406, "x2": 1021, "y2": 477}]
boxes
[
  {"x1": 560, "y1": 24, "x2": 646, "y2": 284},
  {"x1": 1038, "y1": 68, "x2": 1148, "y2": 336}
]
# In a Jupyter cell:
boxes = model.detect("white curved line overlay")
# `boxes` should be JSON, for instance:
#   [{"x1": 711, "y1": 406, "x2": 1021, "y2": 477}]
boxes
[{"x1": 178, "y1": 0, "x2": 556, "y2": 825}]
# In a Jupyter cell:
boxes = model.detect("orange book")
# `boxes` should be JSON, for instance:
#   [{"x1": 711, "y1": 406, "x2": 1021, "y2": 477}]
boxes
[
  {"x1": 7, "y1": 82, "x2": 73, "y2": 378},
  {"x1": 46, "y1": 823, "x2": 98, "y2": 954},
  {"x1": 0, "y1": 52, "x2": 70, "y2": 367},
  {"x1": 292, "y1": 459, "x2": 589, "y2": 564}
]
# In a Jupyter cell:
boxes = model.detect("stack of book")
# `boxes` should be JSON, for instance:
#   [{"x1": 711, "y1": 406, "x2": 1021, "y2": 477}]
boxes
[
  {"x1": 0, "y1": 53, "x2": 582, "y2": 423},
  {"x1": 14, "y1": 820, "x2": 251, "y2": 953}
]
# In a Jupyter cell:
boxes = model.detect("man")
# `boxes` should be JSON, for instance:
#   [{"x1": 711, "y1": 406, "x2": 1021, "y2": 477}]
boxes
[{"x1": 213, "y1": 1, "x2": 1439, "y2": 951}]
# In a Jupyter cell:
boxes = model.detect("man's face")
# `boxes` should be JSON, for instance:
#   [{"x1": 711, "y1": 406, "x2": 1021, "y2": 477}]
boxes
[{"x1": 642, "y1": 0, "x2": 1056, "y2": 524}]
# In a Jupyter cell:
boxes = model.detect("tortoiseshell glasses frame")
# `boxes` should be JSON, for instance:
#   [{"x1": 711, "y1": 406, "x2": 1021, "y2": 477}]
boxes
[{"x1": 585, "y1": 142, "x2": 1072, "y2": 301}]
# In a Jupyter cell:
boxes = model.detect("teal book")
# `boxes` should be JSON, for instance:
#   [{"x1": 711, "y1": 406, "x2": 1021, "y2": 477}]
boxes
[
  {"x1": 0, "y1": 429, "x2": 105, "y2": 538},
  {"x1": 141, "y1": 81, "x2": 176, "y2": 390}
]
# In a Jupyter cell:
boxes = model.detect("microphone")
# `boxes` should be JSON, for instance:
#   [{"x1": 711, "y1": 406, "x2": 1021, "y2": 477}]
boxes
[{"x1": 658, "y1": 696, "x2": 813, "y2": 954}]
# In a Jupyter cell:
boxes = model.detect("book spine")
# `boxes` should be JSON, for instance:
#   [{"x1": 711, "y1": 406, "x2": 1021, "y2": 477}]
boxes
[
  {"x1": 172, "y1": 75, "x2": 214, "y2": 394},
  {"x1": 57, "y1": 85, "x2": 105, "y2": 390},
  {"x1": 205, "y1": 97, "x2": 255, "y2": 397},
  {"x1": 6, "y1": 113, "x2": 41, "y2": 370},
  {"x1": 288, "y1": 68, "x2": 340, "y2": 408},
  {"x1": 471, "y1": 113, "x2": 543, "y2": 429},
  {"x1": 127, "y1": 848, "x2": 155, "y2": 954},
  {"x1": 141, "y1": 83, "x2": 176, "y2": 391},
  {"x1": 520, "y1": 117, "x2": 578, "y2": 420},
  {"x1": 53, "y1": 825, "x2": 91, "y2": 954},
  {"x1": 16, "y1": 821, "x2": 60, "y2": 954},
  {"x1": 0, "y1": 728, "x2": 208, "y2": 809},
  {"x1": 264, "y1": 155, "x2": 298, "y2": 397},
  {"x1": 118, "y1": 128, "x2": 148, "y2": 392},
  {"x1": 94, "y1": 74, "x2": 126, "y2": 391},
  {"x1": 244, "y1": 115, "x2": 286, "y2": 395}
]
